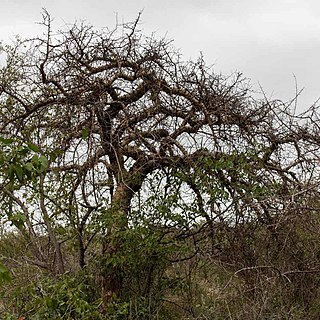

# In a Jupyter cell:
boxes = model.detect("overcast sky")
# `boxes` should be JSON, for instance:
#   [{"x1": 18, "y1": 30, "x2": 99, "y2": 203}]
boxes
[{"x1": 1, "y1": 0, "x2": 320, "y2": 111}]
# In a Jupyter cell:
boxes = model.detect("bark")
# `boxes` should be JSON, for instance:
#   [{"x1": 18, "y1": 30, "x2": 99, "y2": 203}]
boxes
[{"x1": 101, "y1": 182, "x2": 132, "y2": 304}]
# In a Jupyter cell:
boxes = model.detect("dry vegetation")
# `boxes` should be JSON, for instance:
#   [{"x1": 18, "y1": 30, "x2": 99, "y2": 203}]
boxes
[{"x1": 0, "y1": 11, "x2": 319, "y2": 319}]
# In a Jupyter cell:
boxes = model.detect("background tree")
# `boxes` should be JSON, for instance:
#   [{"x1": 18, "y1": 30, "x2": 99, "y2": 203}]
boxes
[{"x1": 0, "y1": 12, "x2": 320, "y2": 318}]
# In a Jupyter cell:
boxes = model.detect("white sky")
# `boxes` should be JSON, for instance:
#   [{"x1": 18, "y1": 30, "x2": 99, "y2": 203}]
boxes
[{"x1": 1, "y1": 0, "x2": 320, "y2": 111}]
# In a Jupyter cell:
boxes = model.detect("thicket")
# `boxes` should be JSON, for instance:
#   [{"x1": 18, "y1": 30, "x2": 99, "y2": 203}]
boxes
[{"x1": 0, "y1": 12, "x2": 319, "y2": 319}]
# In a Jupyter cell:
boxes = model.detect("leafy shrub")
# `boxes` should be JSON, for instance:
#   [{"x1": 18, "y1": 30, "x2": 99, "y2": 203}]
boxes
[{"x1": 1, "y1": 271, "x2": 103, "y2": 320}]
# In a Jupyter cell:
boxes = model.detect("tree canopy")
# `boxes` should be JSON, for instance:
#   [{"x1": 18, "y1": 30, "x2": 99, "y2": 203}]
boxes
[{"x1": 0, "y1": 12, "x2": 320, "y2": 319}]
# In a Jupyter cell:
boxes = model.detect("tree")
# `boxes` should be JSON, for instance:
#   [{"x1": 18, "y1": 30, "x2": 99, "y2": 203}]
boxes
[{"x1": 0, "y1": 11, "x2": 320, "y2": 313}]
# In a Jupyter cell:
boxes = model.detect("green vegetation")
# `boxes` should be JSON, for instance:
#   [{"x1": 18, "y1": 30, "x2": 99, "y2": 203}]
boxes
[{"x1": 0, "y1": 11, "x2": 319, "y2": 319}]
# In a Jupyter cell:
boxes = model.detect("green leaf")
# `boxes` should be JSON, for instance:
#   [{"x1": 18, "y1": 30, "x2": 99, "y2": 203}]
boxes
[
  {"x1": 38, "y1": 155, "x2": 49, "y2": 172},
  {"x1": 10, "y1": 212, "x2": 27, "y2": 228},
  {"x1": 81, "y1": 127, "x2": 89, "y2": 140},
  {"x1": 32, "y1": 154, "x2": 39, "y2": 165},
  {"x1": 17, "y1": 147, "x2": 30, "y2": 155},
  {"x1": 25, "y1": 162, "x2": 34, "y2": 171},
  {"x1": 14, "y1": 163, "x2": 24, "y2": 181},
  {"x1": 0, "y1": 137, "x2": 14, "y2": 145},
  {"x1": 27, "y1": 142, "x2": 40, "y2": 153},
  {"x1": 7, "y1": 163, "x2": 15, "y2": 179}
]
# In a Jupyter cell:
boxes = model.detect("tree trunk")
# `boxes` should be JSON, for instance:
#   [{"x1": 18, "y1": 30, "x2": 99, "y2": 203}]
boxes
[{"x1": 101, "y1": 183, "x2": 131, "y2": 305}]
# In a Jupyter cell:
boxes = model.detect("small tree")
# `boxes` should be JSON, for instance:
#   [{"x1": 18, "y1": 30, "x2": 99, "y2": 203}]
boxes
[{"x1": 0, "y1": 11, "x2": 320, "y2": 314}]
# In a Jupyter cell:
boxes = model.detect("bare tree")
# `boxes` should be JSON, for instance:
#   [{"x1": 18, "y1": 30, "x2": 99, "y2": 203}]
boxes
[{"x1": 1, "y1": 12, "x2": 320, "y2": 306}]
